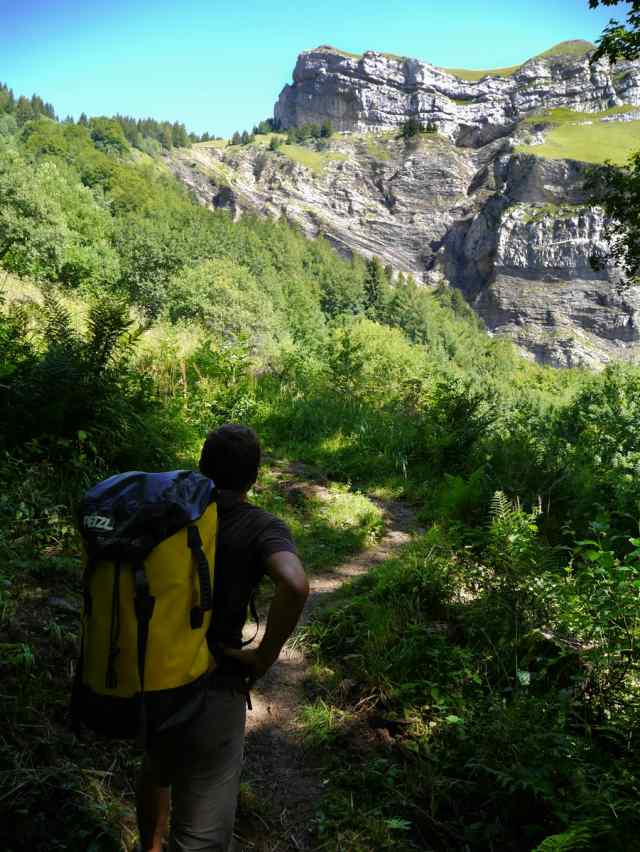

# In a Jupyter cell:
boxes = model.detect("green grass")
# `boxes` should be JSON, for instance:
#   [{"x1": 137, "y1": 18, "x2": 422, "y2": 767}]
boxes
[
  {"x1": 252, "y1": 132, "x2": 287, "y2": 148},
  {"x1": 313, "y1": 45, "x2": 361, "y2": 59},
  {"x1": 279, "y1": 143, "x2": 348, "y2": 175},
  {"x1": 365, "y1": 138, "x2": 391, "y2": 161},
  {"x1": 518, "y1": 202, "x2": 584, "y2": 224},
  {"x1": 313, "y1": 40, "x2": 594, "y2": 83},
  {"x1": 441, "y1": 40, "x2": 594, "y2": 82},
  {"x1": 534, "y1": 39, "x2": 594, "y2": 60},
  {"x1": 441, "y1": 64, "x2": 521, "y2": 81},
  {"x1": 516, "y1": 111, "x2": 640, "y2": 165},
  {"x1": 522, "y1": 105, "x2": 637, "y2": 126},
  {"x1": 193, "y1": 138, "x2": 227, "y2": 149},
  {"x1": 253, "y1": 470, "x2": 384, "y2": 572}
]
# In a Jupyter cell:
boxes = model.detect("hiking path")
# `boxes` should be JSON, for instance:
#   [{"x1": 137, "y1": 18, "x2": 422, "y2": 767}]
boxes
[{"x1": 234, "y1": 465, "x2": 419, "y2": 852}]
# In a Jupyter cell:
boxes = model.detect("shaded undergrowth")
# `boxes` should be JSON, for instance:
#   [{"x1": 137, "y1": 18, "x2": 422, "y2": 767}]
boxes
[
  {"x1": 0, "y1": 456, "x2": 382, "y2": 851},
  {"x1": 297, "y1": 518, "x2": 640, "y2": 851}
]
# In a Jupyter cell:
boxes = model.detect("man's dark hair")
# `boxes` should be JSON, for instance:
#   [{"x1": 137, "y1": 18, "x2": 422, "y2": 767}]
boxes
[{"x1": 199, "y1": 424, "x2": 261, "y2": 491}]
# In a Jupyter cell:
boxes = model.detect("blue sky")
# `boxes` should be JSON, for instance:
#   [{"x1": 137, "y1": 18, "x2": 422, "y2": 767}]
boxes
[{"x1": 0, "y1": 0, "x2": 629, "y2": 138}]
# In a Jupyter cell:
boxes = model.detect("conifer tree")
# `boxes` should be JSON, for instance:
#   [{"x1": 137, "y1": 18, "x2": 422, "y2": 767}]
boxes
[
  {"x1": 160, "y1": 126, "x2": 173, "y2": 149},
  {"x1": 363, "y1": 256, "x2": 390, "y2": 319},
  {"x1": 320, "y1": 119, "x2": 334, "y2": 138},
  {"x1": 14, "y1": 96, "x2": 34, "y2": 127}
]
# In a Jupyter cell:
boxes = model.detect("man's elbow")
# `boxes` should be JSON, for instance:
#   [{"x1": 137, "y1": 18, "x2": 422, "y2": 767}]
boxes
[
  {"x1": 281, "y1": 566, "x2": 309, "y2": 603},
  {"x1": 292, "y1": 572, "x2": 310, "y2": 602},
  {"x1": 270, "y1": 552, "x2": 309, "y2": 602}
]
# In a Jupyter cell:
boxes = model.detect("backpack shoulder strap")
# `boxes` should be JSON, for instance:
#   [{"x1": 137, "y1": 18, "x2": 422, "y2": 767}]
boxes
[{"x1": 187, "y1": 524, "x2": 213, "y2": 629}]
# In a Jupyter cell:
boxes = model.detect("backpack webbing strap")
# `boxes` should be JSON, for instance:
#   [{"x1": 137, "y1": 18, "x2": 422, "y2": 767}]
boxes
[
  {"x1": 187, "y1": 524, "x2": 213, "y2": 629},
  {"x1": 240, "y1": 590, "x2": 260, "y2": 648},
  {"x1": 105, "y1": 561, "x2": 122, "y2": 689},
  {"x1": 82, "y1": 556, "x2": 97, "y2": 616},
  {"x1": 133, "y1": 562, "x2": 155, "y2": 743}
]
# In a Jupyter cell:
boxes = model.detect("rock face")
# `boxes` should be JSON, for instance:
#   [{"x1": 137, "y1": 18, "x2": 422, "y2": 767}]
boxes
[
  {"x1": 167, "y1": 44, "x2": 640, "y2": 367},
  {"x1": 275, "y1": 44, "x2": 640, "y2": 145}
]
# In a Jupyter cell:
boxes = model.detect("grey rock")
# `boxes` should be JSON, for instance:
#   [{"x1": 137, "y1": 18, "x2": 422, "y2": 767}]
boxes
[
  {"x1": 275, "y1": 47, "x2": 640, "y2": 146},
  {"x1": 166, "y1": 45, "x2": 640, "y2": 367}
]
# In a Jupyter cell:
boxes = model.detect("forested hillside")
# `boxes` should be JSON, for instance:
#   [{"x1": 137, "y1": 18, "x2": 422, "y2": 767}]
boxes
[{"x1": 1, "y1": 87, "x2": 640, "y2": 852}]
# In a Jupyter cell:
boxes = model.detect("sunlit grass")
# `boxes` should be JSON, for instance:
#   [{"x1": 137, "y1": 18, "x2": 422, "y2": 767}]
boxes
[
  {"x1": 517, "y1": 116, "x2": 640, "y2": 165},
  {"x1": 253, "y1": 470, "x2": 384, "y2": 572},
  {"x1": 442, "y1": 64, "x2": 521, "y2": 81},
  {"x1": 279, "y1": 144, "x2": 348, "y2": 175}
]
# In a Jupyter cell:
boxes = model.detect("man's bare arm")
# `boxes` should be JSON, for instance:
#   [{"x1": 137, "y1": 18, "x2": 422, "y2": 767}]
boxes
[{"x1": 224, "y1": 551, "x2": 309, "y2": 680}]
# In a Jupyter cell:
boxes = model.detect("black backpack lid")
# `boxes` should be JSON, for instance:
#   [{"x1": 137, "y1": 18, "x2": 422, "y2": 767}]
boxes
[{"x1": 79, "y1": 470, "x2": 217, "y2": 561}]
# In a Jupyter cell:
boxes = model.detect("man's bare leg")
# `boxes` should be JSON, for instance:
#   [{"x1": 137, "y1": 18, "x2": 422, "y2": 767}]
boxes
[{"x1": 136, "y1": 756, "x2": 171, "y2": 852}]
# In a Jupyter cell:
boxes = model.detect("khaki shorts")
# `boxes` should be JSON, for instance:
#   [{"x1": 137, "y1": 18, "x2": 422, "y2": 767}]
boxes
[{"x1": 146, "y1": 686, "x2": 247, "y2": 852}]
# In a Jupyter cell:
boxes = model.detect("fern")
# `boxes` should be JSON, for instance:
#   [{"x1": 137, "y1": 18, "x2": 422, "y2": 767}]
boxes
[
  {"x1": 42, "y1": 291, "x2": 76, "y2": 349},
  {"x1": 490, "y1": 489, "x2": 513, "y2": 523},
  {"x1": 85, "y1": 295, "x2": 133, "y2": 373},
  {"x1": 533, "y1": 824, "x2": 594, "y2": 852}
]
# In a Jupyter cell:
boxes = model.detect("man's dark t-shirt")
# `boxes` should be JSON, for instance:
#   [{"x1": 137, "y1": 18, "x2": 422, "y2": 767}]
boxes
[{"x1": 207, "y1": 495, "x2": 297, "y2": 654}]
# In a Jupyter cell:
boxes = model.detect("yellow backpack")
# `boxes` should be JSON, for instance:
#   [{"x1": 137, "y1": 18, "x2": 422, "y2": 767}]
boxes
[{"x1": 71, "y1": 470, "x2": 217, "y2": 741}]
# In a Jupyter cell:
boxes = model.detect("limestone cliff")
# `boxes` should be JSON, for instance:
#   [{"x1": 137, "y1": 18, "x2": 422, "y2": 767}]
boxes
[
  {"x1": 167, "y1": 43, "x2": 640, "y2": 367},
  {"x1": 275, "y1": 43, "x2": 640, "y2": 145}
]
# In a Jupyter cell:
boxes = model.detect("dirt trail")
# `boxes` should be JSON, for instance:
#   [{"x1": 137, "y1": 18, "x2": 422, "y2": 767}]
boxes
[{"x1": 234, "y1": 470, "x2": 419, "y2": 852}]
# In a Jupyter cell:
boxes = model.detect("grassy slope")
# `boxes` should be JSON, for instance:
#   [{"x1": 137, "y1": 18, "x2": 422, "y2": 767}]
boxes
[
  {"x1": 517, "y1": 107, "x2": 640, "y2": 165},
  {"x1": 278, "y1": 143, "x2": 347, "y2": 174},
  {"x1": 312, "y1": 39, "x2": 594, "y2": 82},
  {"x1": 441, "y1": 64, "x2": 521, "y2": 81},
  {"x1": 442, "y1": 39, "x2": 594, "y2": 81}
]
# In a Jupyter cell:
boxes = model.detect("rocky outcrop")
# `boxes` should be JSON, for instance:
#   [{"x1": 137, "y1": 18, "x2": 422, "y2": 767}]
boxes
[
  {"x1": 167, "y1": 44, "x2": 640, "y2": 367},
  {"x1": 275, "y1": 44, "x2": 640, "y2": 145}
]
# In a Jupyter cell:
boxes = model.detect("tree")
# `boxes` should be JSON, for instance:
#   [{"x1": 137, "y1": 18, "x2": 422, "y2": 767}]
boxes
[
  {"x1": 14, "y1": 96, "x2": 34, "y2": 127},
  {"x1": 586, "y1": 0, "x2": 640, "y2": 283},
  {"x1": 160, "y1": 125, "x2": 174, "y2": 149},
  {"x1": 269, "y1": 136, "x2": 281, "y2": 152},
  {"x1": 89, "y1": 117, "x2": 129, "y2": 155},
  {"x1": 590, "y1": 0, "x2": 640, "y2": 62},
  {"x1": 0, "y1": 83, "x2": 15, "y2": 114},
  {"x1": 400, "y1": 117, "x2": 422, "y2": 139},
  {"x1": 171, "y1": 122, "x2": 189, "y2": 147},
  {"x1": 320, "y1": 119, "x2": 334, "y2": 138},
  {"x1": 231, "y1": 131, "x2": 241, "y2": 146},
  {"x1": 363, "y1": 256, "x2": 390, "y2": 319}
]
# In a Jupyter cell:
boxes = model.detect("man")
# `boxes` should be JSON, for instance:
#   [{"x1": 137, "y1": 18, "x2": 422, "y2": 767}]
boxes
[{"x1": 136, "y1": 424, "x2": 309, "y2": 852}]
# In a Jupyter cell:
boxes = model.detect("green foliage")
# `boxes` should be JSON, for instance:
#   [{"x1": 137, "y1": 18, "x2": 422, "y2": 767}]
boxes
[
  {"x1": 88, "y1": 117, "x2": 128, "y2": 156},
  {"x1": 399, "y1": 117, "x2": 422, "y2": 138},
  {"x1": 584, "y1": 1, "x2": 640, "y2": 281},
  {"x1": 285, "y1": 121, "x2": 333, "y2": 144},
  {"x1": 590, "y1": 0, "x2": 640, "y2": 62},
  {"x1": 0, "y1": 141, "x2": 119, "y2": 286},
  {"x1": 2, "y1": 71, "x2": 640, "y2": 851},
  {"x1": 586, "y1": 150, "x2": 640, "y2": 281},
  {"x1": 164, "y1": 258, "x2": 280, "y2": 350},
  {"x1": 363, "y1": 255, "x2": 390, "y2": 319}
]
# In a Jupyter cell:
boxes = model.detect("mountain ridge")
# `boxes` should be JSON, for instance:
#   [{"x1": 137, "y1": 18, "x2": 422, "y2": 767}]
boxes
[
  {"x1": 167, "y1": 42, "x2": 640, "y2": 368},
  {"x1": 305, "y1": 39, "x2": 596, "y2": 76}
]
